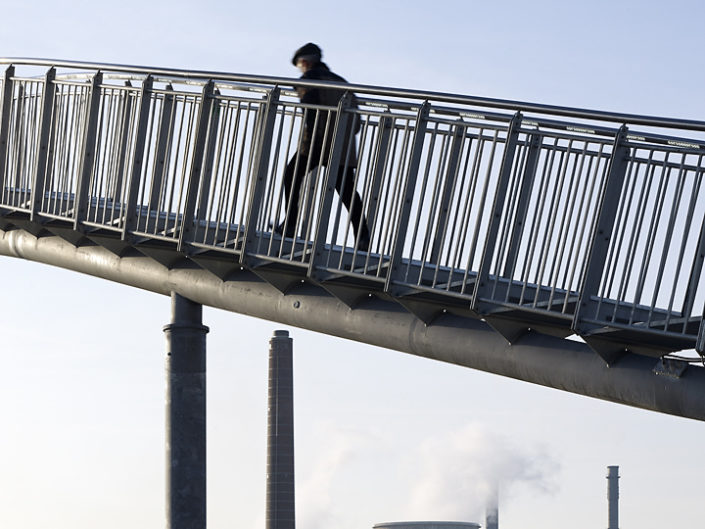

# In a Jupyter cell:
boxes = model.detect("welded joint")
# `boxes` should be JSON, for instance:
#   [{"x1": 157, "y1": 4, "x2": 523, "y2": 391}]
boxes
[{"x1": 653, "y1": 358, "x2": 688, "y2": 379}]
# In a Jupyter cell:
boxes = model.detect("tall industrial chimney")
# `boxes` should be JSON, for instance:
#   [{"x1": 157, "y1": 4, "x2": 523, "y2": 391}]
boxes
[
  {"x1": 485, "y1": 482, "x2": 498, "y2": 529},
  {"x1": 266, "y1": 330, "x2": 295, "y2": 529},
  {"x1": 607, "y1": 466, "x2": 619, "y2": 529}
]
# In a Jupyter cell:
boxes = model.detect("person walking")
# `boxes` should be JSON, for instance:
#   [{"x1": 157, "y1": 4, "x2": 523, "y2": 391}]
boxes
[{"x1": 276, "y1": 43, "x2": 370, "y2": 250}]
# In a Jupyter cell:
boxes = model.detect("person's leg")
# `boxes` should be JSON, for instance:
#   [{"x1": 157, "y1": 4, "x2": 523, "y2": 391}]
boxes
[
  {"x1": 279, "y1": 151, "x2": 309, "y2": 237},
  {"x1": 335, "y1": 165, "x2": 370, "y2": 249}
]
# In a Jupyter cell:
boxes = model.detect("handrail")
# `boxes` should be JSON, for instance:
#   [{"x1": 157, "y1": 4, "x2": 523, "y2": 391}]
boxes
[{"x1": 2, "y1": 57, "x2": 704, "y2": 132}]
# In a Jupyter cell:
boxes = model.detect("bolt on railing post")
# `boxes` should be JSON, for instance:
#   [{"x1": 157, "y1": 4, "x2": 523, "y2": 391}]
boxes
[
  {"x1": 29, "y1": 66, "x2": 56, "y2": 222},
  {"x1": 384, "y1": 101, "x2": 430, "y2": 293},
  {"x1": 178, "y1": 80, "x2": 215, "y2": 253},
  {"x1": 308, "y1": 92, "x2": 354, "y2": 279},
  {"x1": 0, "y1": 65, "x2": 15, "y2": 197},
  {"x1": 73, "y1": 71, "x2": 104, "y2": 229},
  {"x1": 241, "y1": 87, "x2": 280, "y2": 259},
  {"x1": 430, "y1": 121, "x2": 465, "y2": 264},
  {"x1": 572, "y1": 125, "x2": 630, "y2": 335},
  {"x1": 502, "y1": 132, "x2": 542, "y2": 278},
  {"x1": 122, "y1": 75, "x2": 154, "y2": 241},
  {"x1": 471, "y1": 112, "x2": 523, "y2": 311}
]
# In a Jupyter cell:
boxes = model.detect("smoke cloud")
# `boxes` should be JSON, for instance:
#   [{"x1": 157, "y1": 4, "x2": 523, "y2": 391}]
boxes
[{"x1": 405, "y1": 423, "x2": 559, "y2": 521}]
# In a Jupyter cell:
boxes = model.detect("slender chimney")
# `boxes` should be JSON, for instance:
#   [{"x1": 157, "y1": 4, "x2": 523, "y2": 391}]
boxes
[
  {"x1": 607, "y1": 466, "x2": 619, "y2": 529},
  {"x1": 267, "y1": 330, "x2": 295, "y2": 529},
  {"x1": 485, "y1": 482, "x2": 498, "y2": 529}
]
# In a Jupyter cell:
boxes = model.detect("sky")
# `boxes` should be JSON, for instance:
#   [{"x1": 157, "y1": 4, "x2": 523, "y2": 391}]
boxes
[{"x1": 1, "y1": 1, "x2": 705, "y2": 529}]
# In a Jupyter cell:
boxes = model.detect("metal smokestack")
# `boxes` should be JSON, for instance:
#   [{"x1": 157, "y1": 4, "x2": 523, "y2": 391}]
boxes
[
  {"x1": 485, "y1": 483, "x2": 498, "y2": 529},
  {"x1": 607, "y1": 466, "x2": 619, "y2": 529},
  {"x1": 266, "y1": 330, "x2": 295, "y2": 529}
]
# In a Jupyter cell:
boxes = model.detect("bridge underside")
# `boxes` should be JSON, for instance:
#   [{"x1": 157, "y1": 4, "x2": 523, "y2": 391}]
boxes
[{"x1": 2, "y1": 225, "x2": 704, "y2": 421}]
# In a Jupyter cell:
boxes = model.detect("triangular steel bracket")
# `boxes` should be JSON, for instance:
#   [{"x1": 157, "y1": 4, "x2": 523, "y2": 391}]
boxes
[
  {"x1": 249, "y1": 267, "x2": 303, "y2": 295},
  {"x1": 484, "y1": 315, "x2": 530, "y2": 345},
  {"x1": 393, "y1": 297, "x2": 443, "y2": 325},
  {"x1": 46, "y1": 226, "x2": 89, "y2": 247},
  {"x1": 316, "y1": 282, "x2": 369, "y2": 309},
  {"x1": 583, "y1": 336, "x2": 629, "y2": 367},
  {"x1": 190, "y1": 254, "x2": 242, "y2": 281},
  {"x1": 7, "y1": 219, "x2": 49, "y2": 238},
  {"x1": 653, "y1": 358, "x2": 688, "y2": 379},
  {"x1": 0, "y1": 217, "x2": 15, "y2": 231},
  {"x1": 85, "y1": 233, "x2": 131, "y2": 256},
  {"x1": 135, "y1": 244, "x2": 186, "y2": 269}
]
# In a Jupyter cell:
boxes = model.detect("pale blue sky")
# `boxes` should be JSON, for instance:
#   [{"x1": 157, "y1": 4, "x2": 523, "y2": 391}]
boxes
[{"x1": 1, "y1": 1, "x2": 704, "y2": 529}]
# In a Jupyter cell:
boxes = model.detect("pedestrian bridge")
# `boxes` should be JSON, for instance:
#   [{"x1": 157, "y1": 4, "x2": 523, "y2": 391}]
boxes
[{"x1": 2, "y1": 59, "x2": 705, "y2": 419}]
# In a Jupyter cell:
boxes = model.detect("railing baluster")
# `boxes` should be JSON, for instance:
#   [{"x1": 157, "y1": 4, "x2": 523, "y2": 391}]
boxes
[
  {"x1": 29, "y1": 67, "x2": 56, "y2": 222},
  {"x1": 471, "y1": 112, "x2": 522, "y2": 311},
  {"x1": 572, "y1": 125, "x2": 630, "y2": 335},
  {"x1": 308, "y1": 92, "x2": 354, "y2": 279},
  {"x1": 502, "y1": 132, "x2": 541, "y2": 278},
  {"x1": 241, "y1": 87, "x2": 280, "y2": 259},
  {"x1": 110, "y1": 80, "x2": 137, "y2": 205},
  {"x1": 196, "y1": 88, "x2": 221, "y2": 222},
  {"x1": 122, "y1": 76, "x2": 153, "y2": 240},
  {"x1": 384, "y1": 102, "x2": 429, "y2": 293},
  {"x1": 73, "y1": 71, "x2": 103, "y2": 229},
  {"x1": 148, "y1": 84, "x2": 175, "y2": 216},
  {"x1": 430, "y1": 122, "x2": 465, "y2": 264},
  {"x1": 365, "y1": 114, "x2": 392, "y2": 234},
  {"x1": 177, "y1": 80, "x2": 214, "y2": 252}
]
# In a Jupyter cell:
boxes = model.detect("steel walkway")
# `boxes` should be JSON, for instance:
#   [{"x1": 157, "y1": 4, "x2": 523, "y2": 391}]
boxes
[{"x1": 2, "y1": 59, "x2": 705, "y2": 418}]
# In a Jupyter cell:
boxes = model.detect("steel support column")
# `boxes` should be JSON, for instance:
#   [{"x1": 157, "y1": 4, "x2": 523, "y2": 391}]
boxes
[
  {"x1": 266, "y1": 330, "x2": 295, "y2": 529},
  {"x1": 163, "y1": 292, "x2": 209, "y2": 529}
]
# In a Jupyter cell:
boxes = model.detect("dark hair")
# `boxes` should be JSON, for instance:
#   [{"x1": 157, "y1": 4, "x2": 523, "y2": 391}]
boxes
[{"x1": 292, "y1": 42, "x2": 322, "y2": 66}]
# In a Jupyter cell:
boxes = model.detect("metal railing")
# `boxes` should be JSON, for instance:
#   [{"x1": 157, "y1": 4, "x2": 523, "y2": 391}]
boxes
[{"x1": 2, "y1": 58, "x2": 705, "y2": 358}]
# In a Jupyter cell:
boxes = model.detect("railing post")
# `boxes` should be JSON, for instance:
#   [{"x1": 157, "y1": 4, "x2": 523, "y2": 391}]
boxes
[
  {"x1": 430, "y1": 122, "x2": 465, "y2": 264},
  {"x1": 572, "y1": 125, "x2": 630, "y2": 334},
  {"x1": 502, "y1": 132, "x2": 541, "y2": 277},
  {"x1": 122, "y1": 75, "x2": 153, "y2": 240},
  {"x1": 0, "y1": 65, "x2": 15, "y2": 196},
  {"x1": 73, "y1": 71, "x2": 104, "y2": 229},
  {"x1": 241, "y1": 87, "x2": 280, "y2": 259},
  {"x1": 384, "y1": 101, "x2": 430, "y2": 293},
  {"x1": 177, "y1": 80, "x2": 215, "y2": 253},
  {"x1": 29, "y1": 67, "x2": 56, "y2": 222},
  {"x1": 308, "y1": 92, "x2": 354, "y2": 278},
  {"x1": 471, "y1": 112, "x2": 523, "y2": 311}
]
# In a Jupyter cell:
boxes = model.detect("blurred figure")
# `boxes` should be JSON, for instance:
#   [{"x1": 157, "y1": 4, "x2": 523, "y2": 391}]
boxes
[{"x1": 276, "y1": 42, "x2": 370, "y2": 250}]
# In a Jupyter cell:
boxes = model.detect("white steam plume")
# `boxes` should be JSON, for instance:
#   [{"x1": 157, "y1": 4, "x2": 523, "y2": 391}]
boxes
[{"x1": 405, "y1": 423, "x2": 559, "y2": 522}]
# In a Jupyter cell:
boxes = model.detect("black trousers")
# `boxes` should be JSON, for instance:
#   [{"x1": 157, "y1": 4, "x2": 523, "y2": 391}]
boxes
[{"x1": 281, "y1": 151, "x2": 370, "y2": 244}]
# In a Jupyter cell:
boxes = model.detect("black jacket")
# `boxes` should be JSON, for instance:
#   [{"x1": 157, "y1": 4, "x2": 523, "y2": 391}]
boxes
[{"x1": 298, "y1": 62, "x2": 358, "y2": 162}]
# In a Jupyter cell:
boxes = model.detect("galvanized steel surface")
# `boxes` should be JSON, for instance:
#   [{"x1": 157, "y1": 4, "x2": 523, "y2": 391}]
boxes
[
  {"x1": 1, "y1": 59, "x2": 704, "y2": 417},
  {"x1": 2, "y1": 228, "x2": 704, "y2": 421}
]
